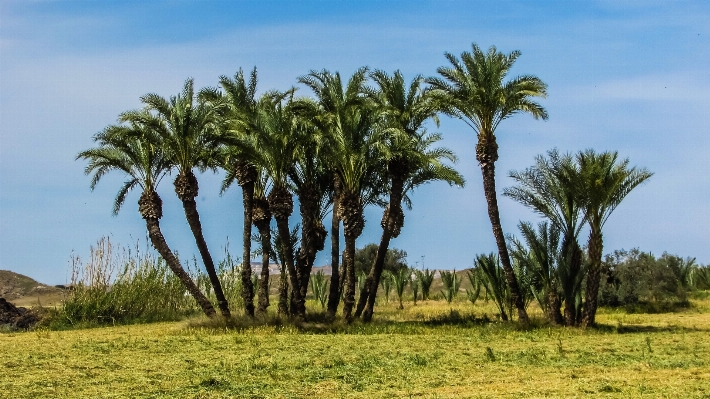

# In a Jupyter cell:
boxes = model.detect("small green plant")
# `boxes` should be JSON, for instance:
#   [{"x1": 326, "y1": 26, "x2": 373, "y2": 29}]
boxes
[
  {"x1": 415, "y1": 269, "x2": 435, "y2": 301},
  {"x1": 310, "y1": 270, "x2": 329, "y2": 309},
  {"x1": 440, "y1": 270, "x2": 461, "y2": 304},
  {"x1": 476, "y1": 253, "x2": 512, "y2": 321},
  {"x1": 485, "y1": 347, "x2": 496, "y2": 362},
  {"x1": 392, "y1": 268, "x2": 411, "y2": 310},
  {"x1": 466, "y1": 268, "x2": 482, "y2": 306},
  {"x1": 380, "y1": 270, "x2": 393, "y2": 304},
  {"x1": 357, "y1": 271, "x2": 367, "y2": 299},
  {"x1": 411, "y1": 273, "x2": 421, "y2": 305}
]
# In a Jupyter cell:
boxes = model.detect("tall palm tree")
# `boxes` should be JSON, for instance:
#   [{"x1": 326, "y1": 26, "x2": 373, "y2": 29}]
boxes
[
  {"x1": 298, "y1": 68, "x2": 384, "y2": 320},
  {"x1": 505, "y1": 150, "x2": 585, "y2": 325},
  {"x1": 354, "y1": 70, "x2": 465, "y2": 322},
  {"x1": 77, "y1": 118, "x2": 216, "y2": 317},
  {"x1": 287, "y1": 109, "x2": 332, "y2": 312},
  {"x1": 252, "y1": 168, "x2": 272, "y2": 313},
  {"x1": 427, "y1": 44, "x2": 548, "y2": 323},
  {"x1": 129, "y1": 79, "x2": 230, "y2": 318},
  {"x1": 213, "y1": 68, "x2": 261, "y2": 317},
  {"x1": 574, "y1": 150, "x2": 652, "y2": 327},
  {"x1": 250, "y1": 91, "x2": 306, "y2": 317}
]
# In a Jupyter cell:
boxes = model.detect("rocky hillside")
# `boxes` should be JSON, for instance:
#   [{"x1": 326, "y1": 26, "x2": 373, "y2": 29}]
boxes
[{"x1": 0, "y1": 270, "x2": 65, "y2": 306}]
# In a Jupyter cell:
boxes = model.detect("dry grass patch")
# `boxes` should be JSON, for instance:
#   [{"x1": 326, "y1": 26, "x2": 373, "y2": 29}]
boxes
[{"x1": 1, "y1": 298, "x2": 709, "y2": 398}]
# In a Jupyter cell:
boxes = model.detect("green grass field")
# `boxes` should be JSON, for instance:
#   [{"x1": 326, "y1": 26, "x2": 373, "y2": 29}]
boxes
[{"x1": 2, "y1": 298, "x2": 709, "y2": 398}]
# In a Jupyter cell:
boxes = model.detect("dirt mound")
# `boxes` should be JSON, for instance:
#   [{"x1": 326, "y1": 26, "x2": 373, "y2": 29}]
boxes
[
  {"x1": 0, "y1": 297, "x2": 40, "y2": 330},
  {"x1": 0, "y1": 270, "x2": 65, "y2": 306}
]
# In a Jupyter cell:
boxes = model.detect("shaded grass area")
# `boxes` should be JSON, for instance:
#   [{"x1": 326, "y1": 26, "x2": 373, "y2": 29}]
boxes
[{"x1": 2, "y1": 299, "x2": 709, "y2": 398}]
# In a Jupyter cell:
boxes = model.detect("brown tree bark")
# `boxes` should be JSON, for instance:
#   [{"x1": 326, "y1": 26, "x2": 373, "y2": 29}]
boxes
[
  {"x1": 357, "y1": 161, "x2": 407, "y2": 321},
  {"x1": 175, "y1": 171, "x2": 231, "y2": 318},
  {"x1": 240, "y1": 182, "x2": 256, "y2": 317},
  {"x1": 269, "y1": 186, "x2": 305, "y2": 318},
  {"x1": 561, "y1": 236, "x2": 582, "y2": 326},
  {"x1": 295, "y1": 185, "x2": 328, "y2": 313},
  {"x1": 326, "y1": 175, "x2": 342, "y2": 318},
  {"x1": 339, "y1": 191, "x2": 365, "y2": 321},
  {"x1": 253, "y1": 196, "x2": 272, "y2": 314},
  {"x1": 477, "y1": 137, "x2": 529, "y2": 324},
  {"x1": 547, "y1": 291, "x2": 564, "y2": 325},
  {"x1": 139, "y1": 190, "x2": 216, "y2": 318},
  {"x1": 340, "y1": 234, "x2": 357, "y2": 320},
  {"x1": 582, "y1": 228, "x2": 603, "y2": 327}
]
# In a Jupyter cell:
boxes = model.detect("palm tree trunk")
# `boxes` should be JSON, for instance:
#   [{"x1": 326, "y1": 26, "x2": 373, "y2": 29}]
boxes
[
  {"x1": 357, "y1": 168, "x2": 406, "y2": 321},
  {"x1": 340, "y1": 233, "x2": 357, "y2": 320},
  {"x1": 326, "y1": 176, "x2": 342, "y2": 318},
  {"x1": 582, "y1": 226, "x2": 603, "y2": 327},
  {"x1": 277, "y1": 266, "x2": 289, "y2": 315},
  {"x1": 240, "y1": 182, "x2": 256, "y2": 317},
  {"x1": 181, "y1": 197, "x2": 231, "y2": 317},
  {"x1": 295, "y1": 187, "x2": 327, "y2": 311},
  {"x1": 256, "y1": 227, "x2": 271, "y2": 313},
  {"x1": 275, "y1": 214, "x2": 304, "y2": 318},
  {"x1": 271, "y1": 189, "x2": 305, "y2": 318},
  {"x1": 547, "y1": 291, "x2": 564, "y2": 325},
  {"x1": 561, "y1": 236, "x2": 582, "y2": 326},
  {"x1": 478, "y1": 139, "x2": 529, "y2": 324},
  {"x1": 355, "y1": 229, "x2": 391, "y2": 319},
  {"x1": 139, "y1": 191, "x2": 216, "y2": 318},
  {"x1": 338, "y1": 190, "x2": 365, "y2": 321},
  {"x1": 175, "y1": 172, "x2": 230, "y2": 318}
]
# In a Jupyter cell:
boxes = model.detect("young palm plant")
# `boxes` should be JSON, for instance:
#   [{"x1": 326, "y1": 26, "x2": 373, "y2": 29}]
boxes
[
  {"x1": 416, "y1": 269, "x2": 436, "y2": 301},
  {"x1": 428, "y1": 44, "x2": 548, "y2": 324},
  {"x1": 76, "y1": 118, "x2": 216, "y2": 317},
  {"x1": 379, "y1": 270, "x2": 393, "y2": 305},
  {"x1": 505, "y1": 150, "x2": 586, "y2": 325},
  {"x1": 310, "y1": 270, "x2": 329, "y2": 309},
  {"x1": 129, "y1": 78, "x2": 230, "y2": 318},
  {"x1": 574, "y1": 150, "x2": 652, "y2": 326},
  {"x1": 392, "y1": 267, "x2": 411, "y2": 310},
  {"x1": 509, "y1": 221, "x2": 565, "y2": 324},
  {"x1": 357, "y1": 70, "x2": 465, "y2": 322},
  {"x1": 440, "y1": 270, "x2": 462, "y2": 304},
  {"x1": 466, "y1": 268, "x2": 482, "y2": 306},
  {"x1": 475, "y1": 253, "x2": 511, "y2": 321}
]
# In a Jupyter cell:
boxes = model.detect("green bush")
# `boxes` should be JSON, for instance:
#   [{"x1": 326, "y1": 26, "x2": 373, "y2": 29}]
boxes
[
  {"x1": 51, "y1": 237, "x2": 240, "y2": 328},
  {"x1": 599, "y1": 249, "x2": 695, "y2": 307}
]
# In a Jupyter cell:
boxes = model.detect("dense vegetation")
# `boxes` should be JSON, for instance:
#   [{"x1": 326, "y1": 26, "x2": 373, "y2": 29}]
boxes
[{"x1": 71, "y1": 42, "x2": 703, "y2": 331}]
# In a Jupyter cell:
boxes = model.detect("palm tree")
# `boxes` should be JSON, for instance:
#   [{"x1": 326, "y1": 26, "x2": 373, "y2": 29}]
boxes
[
  {"x1": 354, "y1": 70, "x2": 465, "y2": 322},
  {"x1": 298, "y1": 68, "x2": 384, "y2": 320},
  {"x1": 287, "y1": 109, "x2": 332, "y2": 312},
  {"x1": 427, "y1": 44, "x2": 548, "y2": 323},
  {"x1": 129, "y1": 78, "x2": 230, "y2": 318},
  {"x1": 250, "y1": 91, "x2": 306, "y2": 317},
  {"x1": 509, "y1": 221, "x2": 564, "y2": 324},
  {"x1": 77, "y1": 118, "x2": 216, "y2": 317},
  {"x1": 213, "y1": 68, "x2": 261, "y2": 317},
  {"x1": 505, "y1": 150, "x2": 585, "y2": 325},
  {"x1": 574, "y1": 150, "x2": 652, "y2": 327},
  {"x1": 252, "y1": 168, "x2": 272, "y2": 313}
]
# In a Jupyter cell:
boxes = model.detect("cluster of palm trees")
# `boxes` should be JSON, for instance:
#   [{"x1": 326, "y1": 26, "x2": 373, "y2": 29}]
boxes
[
  {"x1": 77, "y1": 43, "x2": 649, "y2": 326},
  {"x1": 505, "y1": 150, "x2": 652, "y2": 326}
]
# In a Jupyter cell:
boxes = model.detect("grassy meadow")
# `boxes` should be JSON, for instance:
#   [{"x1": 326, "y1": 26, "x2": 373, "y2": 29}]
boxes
[{"x1": 2, "y1": 297, "x2": 709, "y2": 399}]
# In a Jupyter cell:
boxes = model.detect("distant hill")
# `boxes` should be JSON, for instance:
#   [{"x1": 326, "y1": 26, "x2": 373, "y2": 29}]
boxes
[{"x1": 0, "y1": 270, "x2": 66, "y2": 307}]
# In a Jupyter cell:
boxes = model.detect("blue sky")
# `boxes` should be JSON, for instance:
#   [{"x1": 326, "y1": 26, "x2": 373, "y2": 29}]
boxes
[{"x1": 1, "y1": 1, "x2": 709, "y2": 284}]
